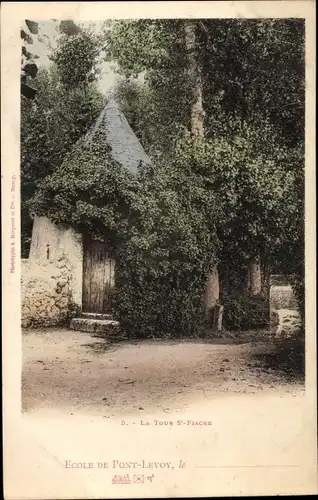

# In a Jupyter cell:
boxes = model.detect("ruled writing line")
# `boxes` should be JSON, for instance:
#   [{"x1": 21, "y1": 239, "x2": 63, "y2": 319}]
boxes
[{"x1": 195, "y1": 465, "x2": 298, "y2": 468}]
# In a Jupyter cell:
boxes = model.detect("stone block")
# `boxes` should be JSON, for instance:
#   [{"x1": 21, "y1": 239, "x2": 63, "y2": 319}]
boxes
[
  {"x1": 70, "y1": 317, "x2": 121, "y2": 336},
  {"x1": 273, "y1": 308, "x2": 302, "y2": 338}
]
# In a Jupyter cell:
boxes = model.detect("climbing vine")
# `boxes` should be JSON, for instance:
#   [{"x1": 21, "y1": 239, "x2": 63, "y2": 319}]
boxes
[
  {"x1": 31, "y1": 133, "x2": 141, "y2": 248},
  {"x1": 32, "y1": 129, "x2": 221, "y2": 337}
]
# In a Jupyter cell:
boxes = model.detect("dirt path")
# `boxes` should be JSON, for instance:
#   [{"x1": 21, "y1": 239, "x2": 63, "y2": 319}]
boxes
[{"x1": 22, "y1": 328, "x2": 304, "y2": 417}]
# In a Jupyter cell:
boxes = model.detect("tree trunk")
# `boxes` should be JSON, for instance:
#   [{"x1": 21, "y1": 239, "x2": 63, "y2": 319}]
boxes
[
  {"x1": 203, "y1": 265, "x2": 221, "y2": 322},
  {"x1": 248, "y1": 255, "x2": 262, "y2": 295},
  {"x1": 184, "y1": 21, "x2": 221, "y2": 330},
  {"x1": 184, "y1": 21, "x2": 205, "y2": 137},
  {"x1": 261, "y1": 258, "x2": 270, "y2": 325}
]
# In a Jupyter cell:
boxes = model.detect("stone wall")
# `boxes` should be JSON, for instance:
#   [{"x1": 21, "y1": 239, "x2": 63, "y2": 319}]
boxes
[
  {"x1": 270, "y1": 309, "x2": 302, "y2": 339},
  {"x1": 22, "y1": 215, "x2": 83, "y2": 327},
  {"x1": 269, "y1": 275, "x2": 301, "y2": 338},
  {"x1": 21, "y1": 257, "x2": 77, "y2": 328},
  {"x1": 270, "y1": 285, "x2": 298, "y2": 310},
  {"x1": 29, "y1": 215, "x2": 83, "y2": 305}
]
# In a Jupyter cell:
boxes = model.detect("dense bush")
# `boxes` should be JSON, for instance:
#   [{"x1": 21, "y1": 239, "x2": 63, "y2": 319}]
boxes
[
  {"x1": 113, "y1": 132, "x2": 220, "y2": 337},
  {"x1": 113, "y1": 258, "x2": 209, "y2": 338},
  {"x1": 223, "y1": 293, "x2": 269, "y2": 331}
]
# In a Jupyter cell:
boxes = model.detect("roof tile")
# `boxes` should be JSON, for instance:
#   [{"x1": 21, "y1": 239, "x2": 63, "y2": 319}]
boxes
[{"x1": 83, "y1": 98, "x2": 151, "y2": 173}]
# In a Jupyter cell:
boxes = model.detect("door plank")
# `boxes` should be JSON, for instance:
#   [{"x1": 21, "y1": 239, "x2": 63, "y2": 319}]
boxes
[{"x1": 82, "y1": 236, "x2": 114, "y2": 313}]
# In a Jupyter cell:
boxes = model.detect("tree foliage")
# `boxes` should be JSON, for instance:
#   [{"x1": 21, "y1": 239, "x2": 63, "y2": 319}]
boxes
[
  {"x1": 104, "y1": 18, "x2": 305, "y2": 318},
  {"x1": 105, "y1": 19, "x2": 304, "y2": 147},
  {"x1": 202, "y1": 19, "x2": 305, "y2": 145},
  {"x1": 21, "y1": 19, "x2": 88, "y2": 98},
  {"x1": 52, "y1": 27, "x2": 103, "y2": 89},
  {"x1": 105, "y1": 20, "x2": 193, "y2": 154},
  {"x1": 21, "y1": 20, "x2": 40, "y2": 99},
  {"x1": 21, "y1": 26, "x2": 104, "y2": 256},
  {"x1": 23, "y1": 18, "x2": 305, "y2": 331}
]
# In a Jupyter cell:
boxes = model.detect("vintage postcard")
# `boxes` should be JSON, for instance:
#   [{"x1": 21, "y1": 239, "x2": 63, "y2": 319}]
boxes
[{"x1": 1, "y1": 1, "x2": 317, "y2": 498}]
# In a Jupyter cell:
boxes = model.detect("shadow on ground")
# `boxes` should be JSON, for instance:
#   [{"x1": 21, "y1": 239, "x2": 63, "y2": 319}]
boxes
[
  {"x1": 83, "y1": 329, "x2": 273, "y2": 354},
  {"x1": 250, "y1": 338, "x2": 305, "y2": 383}
]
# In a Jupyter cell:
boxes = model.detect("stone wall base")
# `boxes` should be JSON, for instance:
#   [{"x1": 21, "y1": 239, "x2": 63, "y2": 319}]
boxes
[{"x1": 21, "y1": 257, "x2": 79, "y2": 328}]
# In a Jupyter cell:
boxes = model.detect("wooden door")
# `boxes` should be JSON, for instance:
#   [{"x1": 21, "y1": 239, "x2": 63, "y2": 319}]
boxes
[{"x1": 82, "y1": 236, "x2": 115, "y2": 313}]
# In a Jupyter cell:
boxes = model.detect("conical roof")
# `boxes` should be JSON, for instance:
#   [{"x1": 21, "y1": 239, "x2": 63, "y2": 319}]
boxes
[{"x1": 83, "y1": 98, "x2": 151, "y2": 174}]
